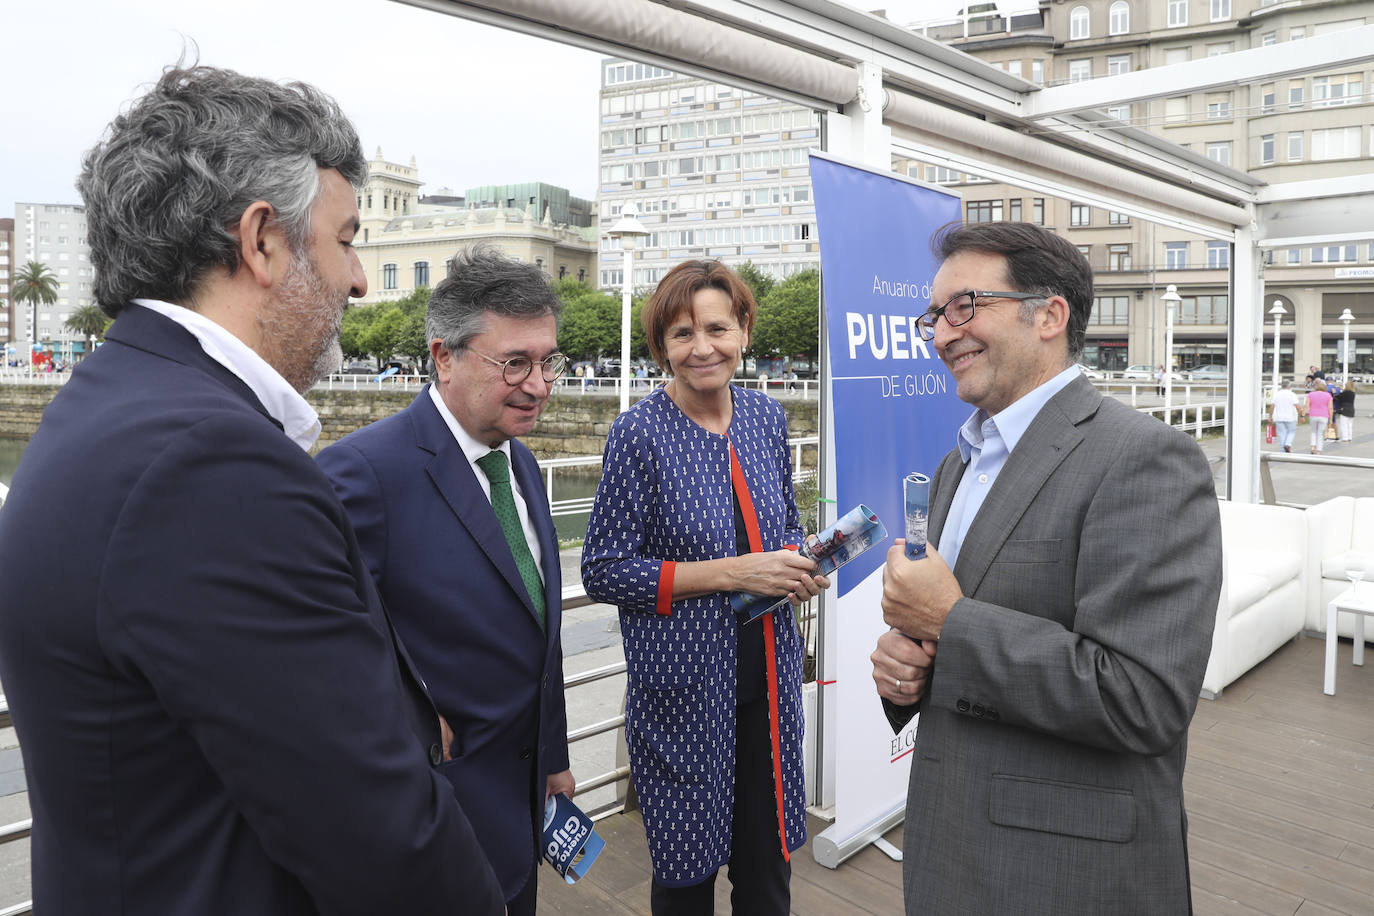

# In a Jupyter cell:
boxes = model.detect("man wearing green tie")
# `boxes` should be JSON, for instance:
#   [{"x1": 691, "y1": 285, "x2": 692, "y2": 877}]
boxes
[{"x1": 317, "y1": 245, "x2": 573, "y2": 916}]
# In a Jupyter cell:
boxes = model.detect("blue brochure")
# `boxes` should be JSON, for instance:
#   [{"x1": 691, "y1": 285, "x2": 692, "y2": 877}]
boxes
[
  {"x1": 542, "y1": 793, "x2": 604, "y2": 884},
  {"x1": 730, "y1": 504, "x2": 889, "y2": 623}
]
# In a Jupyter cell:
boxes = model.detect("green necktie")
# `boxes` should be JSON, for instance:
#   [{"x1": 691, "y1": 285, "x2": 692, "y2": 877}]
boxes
[{"x1": 476, "y1": 450, "x2": 546, "y2": 629}]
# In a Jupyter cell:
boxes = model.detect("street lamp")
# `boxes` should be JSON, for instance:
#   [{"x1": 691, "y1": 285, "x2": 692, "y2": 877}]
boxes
[
  {"x1": 1269, "y1": 300, "x2": 1287, "y2": 397},
  {"x1": 1161, "y1": 284, "x2": 1181, "y2": 424},
  {"x1": 1338, "y1": 307, "x2": 1355, "y2": 383},
  {"x1": 606, "y1": 203, "x2": 649, "y2": 414}
]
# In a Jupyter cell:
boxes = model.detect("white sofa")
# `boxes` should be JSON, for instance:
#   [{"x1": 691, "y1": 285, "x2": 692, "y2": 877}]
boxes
[
  {"x1": 1304, "y1": 496, "x2": 1374, "y2": 639},
  {"x1": 1200, "y1": 500, "x2": 1308, "y2": 698}
]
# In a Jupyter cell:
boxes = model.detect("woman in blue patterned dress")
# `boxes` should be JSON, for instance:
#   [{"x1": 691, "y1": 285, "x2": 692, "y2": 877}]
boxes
[{"x1": 582, "y1": 260, "x2": 829, "y2": 915}]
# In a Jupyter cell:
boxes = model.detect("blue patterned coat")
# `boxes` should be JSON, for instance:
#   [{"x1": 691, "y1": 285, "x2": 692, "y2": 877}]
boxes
[{"x1": 582, "y1": 386, "x2": 808, "y2": 885}]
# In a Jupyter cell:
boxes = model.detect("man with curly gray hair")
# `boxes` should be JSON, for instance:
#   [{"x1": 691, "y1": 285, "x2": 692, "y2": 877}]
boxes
[{"x1": 0, "y1": 65, "x2": 504, "y2": 915}]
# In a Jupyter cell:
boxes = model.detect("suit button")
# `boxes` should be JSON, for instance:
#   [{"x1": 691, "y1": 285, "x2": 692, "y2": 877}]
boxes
[
  {"x1": 972, "y1": 704, "x2": 985, "y2": 717},
  {"x1": 520, "y1": 747, "x2": 533, "y2": 760},
  {"x1": 956, "y1": 698, "x2": 970, "y2": 713},
  {"x1": 429, "y1": 743, "x2": 443, "y2": 766},
  {"x1": 986, "y1": 707, "x2": 1000, "y2": 721}
]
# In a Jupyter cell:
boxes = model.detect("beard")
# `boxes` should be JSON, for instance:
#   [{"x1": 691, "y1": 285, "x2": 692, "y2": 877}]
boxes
[{"x1": 258, "y1": 249, "x2": 347, "y2": 394}]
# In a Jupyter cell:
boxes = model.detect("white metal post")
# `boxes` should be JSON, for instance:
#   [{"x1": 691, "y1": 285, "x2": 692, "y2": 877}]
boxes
[{"x1": 1161, "y1": 284, "x2": 1180, "y2": 424}]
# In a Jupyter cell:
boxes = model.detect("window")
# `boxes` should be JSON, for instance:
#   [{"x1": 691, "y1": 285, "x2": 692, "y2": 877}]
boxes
[
  {"x1": 1164, "y1": 48, "x2": 1189, "y2": 66},
  {"x1": 1205, "y1": 92, "x2": 1231, "y2": 119},
  {"x1": 967, "y1": 200, "x2": 1003, "y2": 222},
  {"x1": 414, "y1": 261, "x2": 429, "y2": 288},
  {"x1": 1205, "y1": 142, "x2": 1231, "y2": 166},
  {"x1": 1210, "y1": 0, "x2": 1230, "y2": 21},
  {"x1": 1287, "y1": 248, "x2": 1301, "y2": 265},
  {"x1": 382, "y1": 263, "x2": 398, "y2": 290},
  {"x1": 1206, "y1": 42, "x2": 1233, "y2": 57},
  {"x1": 1031, "y1": 60, "x2": 1044, "y2": 84},
  {"x1": 1108, "y1": 245, "x2": 1132, "y2": 271},
  {"x1": 1109, "y1": 1, "x2": 1129, "y2": 35},
  {"x1": 1009, "y1": 199, "x2": 1022, "y2": 221},
  {"x1": 1167, "y1": 0, "x2": 1187, "y2": 27},
  {"x1": 1312, "y1": 73, "x2": 1362, "y2": 107},
  {"x1": 1312, "y1": 126, "x2": 1360, "y2": 160},
  {"x1": 1179, "y1": 294, "x2": 1228, "y2": 324},
  {"x1": 1260, "y1": 83, "x2": 1275, "y2": 114},
  {"x1": 1108, "y1": 211, "x2": 1130, "y2": 225},
  {"x1": 1068, "y1": 59, "x2": 1092, "y2": 83},
  {"x1": 1288, "y1": 132, "x2": 1303, "y2": 160},
  {"x1": 1260, "y1": 134, "x2": 1275, "y2": 164},
  {"x1": 1206, "y1": 241, "x2": 1229, "y2": 269},
  {"x1": 1165, "y1": 96, "x2": 1189, "y2": 124},
  {"x1": 1032, "y1": 198, "x2": 1045, "y2": 225},
  {"x1": 1290, "y1": 26, "x2": 1305, "y2": 40},
  {"x1": 1070, "y1": 203, "x2": 1090, "y2": 226},
  {"x1": 1261, "y1": 31, "x2": 1277, "y2": 46},
  {"x1": 1106, "y1": 105, "x2": 1130, "y2": 121},
  {"x1": 1090, "y1": 296, "x2": 1129, "y2": 324},
  {"x1": 1107, "y1": 54, "x2": 1131, "y2": 76},
  {"x1": 1004, "y1": 59, "x2": 1022, "y2": 77},
  {"x1": 1311, "y1": 245, "x2": 1357, "y2": 263},
  {"x1": 925, "y1": 165, "x2": 962, "y2": 184},
  {"x1": 1289, "y1": 80, "x2": 1304, "y2": 110},
  {"x1": 1070, "y1": 6, "x2": 1089, "y2": 39},
  {"x1": 1166, "y1": 242, "x2": 1188, "y2": 269}
]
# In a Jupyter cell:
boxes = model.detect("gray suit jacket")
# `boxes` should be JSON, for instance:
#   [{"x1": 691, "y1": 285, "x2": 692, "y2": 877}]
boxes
[{"x1": 887, "y1": 375, "x2": 1221, "y2": 915}]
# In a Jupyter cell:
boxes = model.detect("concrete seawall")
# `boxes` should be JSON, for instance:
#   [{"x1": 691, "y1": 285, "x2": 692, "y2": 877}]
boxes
[{"x1": 0, "y1": 384, "x2": 819, "y2": 459}]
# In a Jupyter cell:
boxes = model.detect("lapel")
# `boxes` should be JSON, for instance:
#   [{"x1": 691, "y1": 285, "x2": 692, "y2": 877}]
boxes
[
  {"x1": 950, "y1": 375, "x2": 1099, "y2": 595},
  {"x1": 104, "y1": 304, "x2": 281, "y2": 430},
  {"x1": 928, "y1": 448, "x2": 967, "y2": 547},
  {"x1": 411, "y1": 389, "x2": 543, "y2": 626}
]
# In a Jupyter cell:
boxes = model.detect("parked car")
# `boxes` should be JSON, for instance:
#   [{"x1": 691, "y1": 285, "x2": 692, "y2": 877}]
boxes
[
  {"x1": 1076, "y1": 364, "x2": 1105, "y2": 380},
  {"x1": 1184, "y1": 364, "x2": 1229, "y2": 381},
  {"x1": 1120, "y1": 364, "x2": 1158, "y2": 380},
  {"x1": 341, "y1": 361, "x2": 376, "y2": 375}
]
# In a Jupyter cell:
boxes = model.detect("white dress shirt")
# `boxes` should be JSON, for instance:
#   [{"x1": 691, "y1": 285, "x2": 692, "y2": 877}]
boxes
[
  {"x1": 427, "y1": 384, "x2": 545, "y2": 581},
  {"x1": 132, "y1": 298, "x2": 321, "y2": 451}
]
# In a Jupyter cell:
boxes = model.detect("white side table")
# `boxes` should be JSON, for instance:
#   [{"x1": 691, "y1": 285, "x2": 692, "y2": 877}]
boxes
[{"x1": 1324, "y1": 585, "x2": 1374, "y2": 695}]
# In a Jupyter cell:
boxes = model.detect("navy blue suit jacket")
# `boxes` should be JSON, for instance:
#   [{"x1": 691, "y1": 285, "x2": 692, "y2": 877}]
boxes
[
  {"x1": 316, "y1": 389, "x2": 570, "y2": 900},
  {"x1": 0, "y1": 306, "x2": 503, "y2": 915}
]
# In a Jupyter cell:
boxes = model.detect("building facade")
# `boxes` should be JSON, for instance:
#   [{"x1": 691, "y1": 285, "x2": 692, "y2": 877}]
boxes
[
  {"x1": 0, "y1": 218, "x2": 13, "y2": 348},
  {"x1": 11, "y1": 203, "x2": 93, "y2": 357},
  {"x1": 906, "y1": 0, "x2": 1374, "y2": 376},
  {"x1": 352, "y1": 153, "x2": 598, "y2": 306},
  {"x1": 595, "y1": 59, "x2": 821, "y2": 291}
]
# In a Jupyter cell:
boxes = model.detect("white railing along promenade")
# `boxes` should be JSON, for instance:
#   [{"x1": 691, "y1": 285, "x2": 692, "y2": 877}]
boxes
[{"x1": 311, "y1": 373, "x2": 821, "y2": 399}]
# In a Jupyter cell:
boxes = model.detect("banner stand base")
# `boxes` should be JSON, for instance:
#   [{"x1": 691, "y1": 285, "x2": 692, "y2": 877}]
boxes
[
  {"x1": 810, "y1": 802, "x2": 905, "y2": 869},
  {"x1": 872, "y1": 836, "x2": 903, "y2": 862}
]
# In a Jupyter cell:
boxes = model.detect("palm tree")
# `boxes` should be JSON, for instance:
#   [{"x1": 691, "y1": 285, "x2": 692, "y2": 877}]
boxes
[
  {"x1": 65, "y1": 305, "x2": 111, "y2": 360},
  {"x1": 11, "y1": 261, "x2": 60, "y2": 371}
]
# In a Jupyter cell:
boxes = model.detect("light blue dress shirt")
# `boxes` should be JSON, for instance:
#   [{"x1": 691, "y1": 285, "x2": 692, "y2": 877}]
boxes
[{"x1": 939, "y1": 365, "x2": 1081, "y2": 567}]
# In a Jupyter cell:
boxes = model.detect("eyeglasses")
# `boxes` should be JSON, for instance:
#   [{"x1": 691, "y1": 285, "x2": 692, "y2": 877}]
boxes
[
  {"x1": 468, "y1": 348, "x2": 569, "y2": 385},
  {"x1": 916, "y1": 290, "x2": 1045, "y2": 342}
]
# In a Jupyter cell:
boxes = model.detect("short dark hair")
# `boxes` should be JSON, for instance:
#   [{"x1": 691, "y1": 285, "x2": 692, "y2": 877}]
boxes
[
  {"x1": 932, "y1": 221, "x2": 1094, "y2": 360},
  {"x1": 641, "y1": 260, "x2": 757, "y2": 371},
  {"x1": 425, "y1": 245, "x2": 562, "y2": 378},
  {"x1": 78, "y1": 65, "x2": 366, "y2": 317}
]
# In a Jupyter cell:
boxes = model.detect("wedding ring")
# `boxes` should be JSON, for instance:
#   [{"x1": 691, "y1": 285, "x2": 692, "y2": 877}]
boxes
[{"x1": 895, "y1": 678, "x2": 902, "y2": 691}]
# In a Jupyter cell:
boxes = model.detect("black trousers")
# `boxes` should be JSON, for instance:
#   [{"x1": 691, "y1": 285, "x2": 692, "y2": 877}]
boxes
[{"x1": 650, "y1": 696, "x2": 791, "y2": 916}]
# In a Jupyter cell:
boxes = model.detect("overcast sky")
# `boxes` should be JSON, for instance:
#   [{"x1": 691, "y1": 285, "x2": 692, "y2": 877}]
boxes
[{"x1": 1, "y1": 0, "x2": 971, "y2": 216}]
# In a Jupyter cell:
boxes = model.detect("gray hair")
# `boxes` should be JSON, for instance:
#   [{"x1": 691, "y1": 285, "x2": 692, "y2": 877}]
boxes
[
  {"x1": 426, "y1": 245, "x2": 563, "y2": 378},
  {"x1": 78, "y1": 65, "x2": 366, "y2": 316}
]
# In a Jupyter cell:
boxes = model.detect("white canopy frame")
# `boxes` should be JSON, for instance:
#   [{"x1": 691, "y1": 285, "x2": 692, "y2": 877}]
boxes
[{"x1": 394, "y1": 0, "x2": 1374, "y2": 858}]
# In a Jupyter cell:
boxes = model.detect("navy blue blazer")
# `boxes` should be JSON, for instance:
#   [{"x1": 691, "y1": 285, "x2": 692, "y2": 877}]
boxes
[
  {"x1": 317, "y1": 388, "x2": 570, "y2": 900},
  {"x1": 0, "y1": 306, "x2": 503, "y2": 915}
]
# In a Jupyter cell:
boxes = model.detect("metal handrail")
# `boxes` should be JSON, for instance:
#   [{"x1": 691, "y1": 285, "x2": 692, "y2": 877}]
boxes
[{"x1": 1259, "y1": 451, "x2": 1374, "y2": 506}]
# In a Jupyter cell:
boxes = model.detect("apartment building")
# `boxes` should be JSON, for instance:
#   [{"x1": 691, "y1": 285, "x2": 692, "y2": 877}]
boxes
[
  {"x1": 904, "y1": 0, "x2": 1374, "y2": 375},
  {"x1": 0, "y1": 218, "x2": 13, "y2": 347},
  {"x1": 11, "y1": 202, "x2": 94, "y2": 356},
  {"x1": 595, "y1": 59, "x2": 820, "y2": 291}
]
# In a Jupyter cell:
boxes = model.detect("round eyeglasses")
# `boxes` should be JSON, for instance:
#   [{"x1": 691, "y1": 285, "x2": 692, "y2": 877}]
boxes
[
  {"x1": 468, "y1": 348, "x2": 570, "y2": 385},
  {"x1": 916, "y1": 290, "x2": 1045, "y2": 342}
]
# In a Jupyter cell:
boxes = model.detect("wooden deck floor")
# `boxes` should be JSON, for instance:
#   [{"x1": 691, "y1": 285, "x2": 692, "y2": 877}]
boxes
[{"x1": 540, "y1": 634, "x2": 1374, "y2": 915}]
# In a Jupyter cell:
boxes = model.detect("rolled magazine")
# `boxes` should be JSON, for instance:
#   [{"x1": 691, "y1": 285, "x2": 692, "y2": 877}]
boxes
[
  {"x1": 730, "y1": 503, "x2": 889, "y2": 623},
  {"x1": 904, "y1": 472, "x2": 930, "y2": 560}
]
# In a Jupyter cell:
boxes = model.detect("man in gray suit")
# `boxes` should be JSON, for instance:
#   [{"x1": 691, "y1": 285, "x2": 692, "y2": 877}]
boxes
[{"x1": 872, "y1": 221, "x2": 1221, "y2": 914}]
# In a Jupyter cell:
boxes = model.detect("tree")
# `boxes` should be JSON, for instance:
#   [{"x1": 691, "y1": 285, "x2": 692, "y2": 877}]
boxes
[
  {"x1": 64, "y1": 305, "x2": 111, "y2": 357},
  {"x1": 751, "y1": 269, "x2": 820, "y2": 362},
  {"x1": 734, "y1": 260, "x2": 775, "y2": 308},
  {"x1": 12, "y1": 262, "x2": 60, "y2": 360},
  {"x1": 338, "y1": 305, "x2": 375, "y2": 361},
  {"x1": 556, "y1": 284, "x2": 620, "y2": 361},
  {"x1": 360, "y1": 306, "x2": 407, "y2": 365}
]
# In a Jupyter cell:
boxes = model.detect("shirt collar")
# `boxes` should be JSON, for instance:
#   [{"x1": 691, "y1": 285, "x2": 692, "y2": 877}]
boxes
[
  {"x1": 956, "y1": 364, "x2": 1082, "y2": 462},
  {"x1": 426, "y1": 383, "x2": 512, "y2": 466},
  {"x1": 132, "y1": 298, "x2": 321, "y2": 451}
]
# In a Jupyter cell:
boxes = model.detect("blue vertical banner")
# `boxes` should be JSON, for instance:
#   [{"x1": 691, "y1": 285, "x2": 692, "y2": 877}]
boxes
[{"x1": 807, "y1": 152, "x2": 966, "y2": 864}]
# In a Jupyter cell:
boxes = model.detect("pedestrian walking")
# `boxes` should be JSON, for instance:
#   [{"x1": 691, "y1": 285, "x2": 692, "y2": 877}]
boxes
[
  {"x1": 1334, "y1": 381, "x2": 1357, "y2": 441},
  {"x1": 1270, "y1": 380, "x2": 1300, "y2": 452},
  {"x1": 1305, "y1": 383, "x2": 1334, "y2": 453}
]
